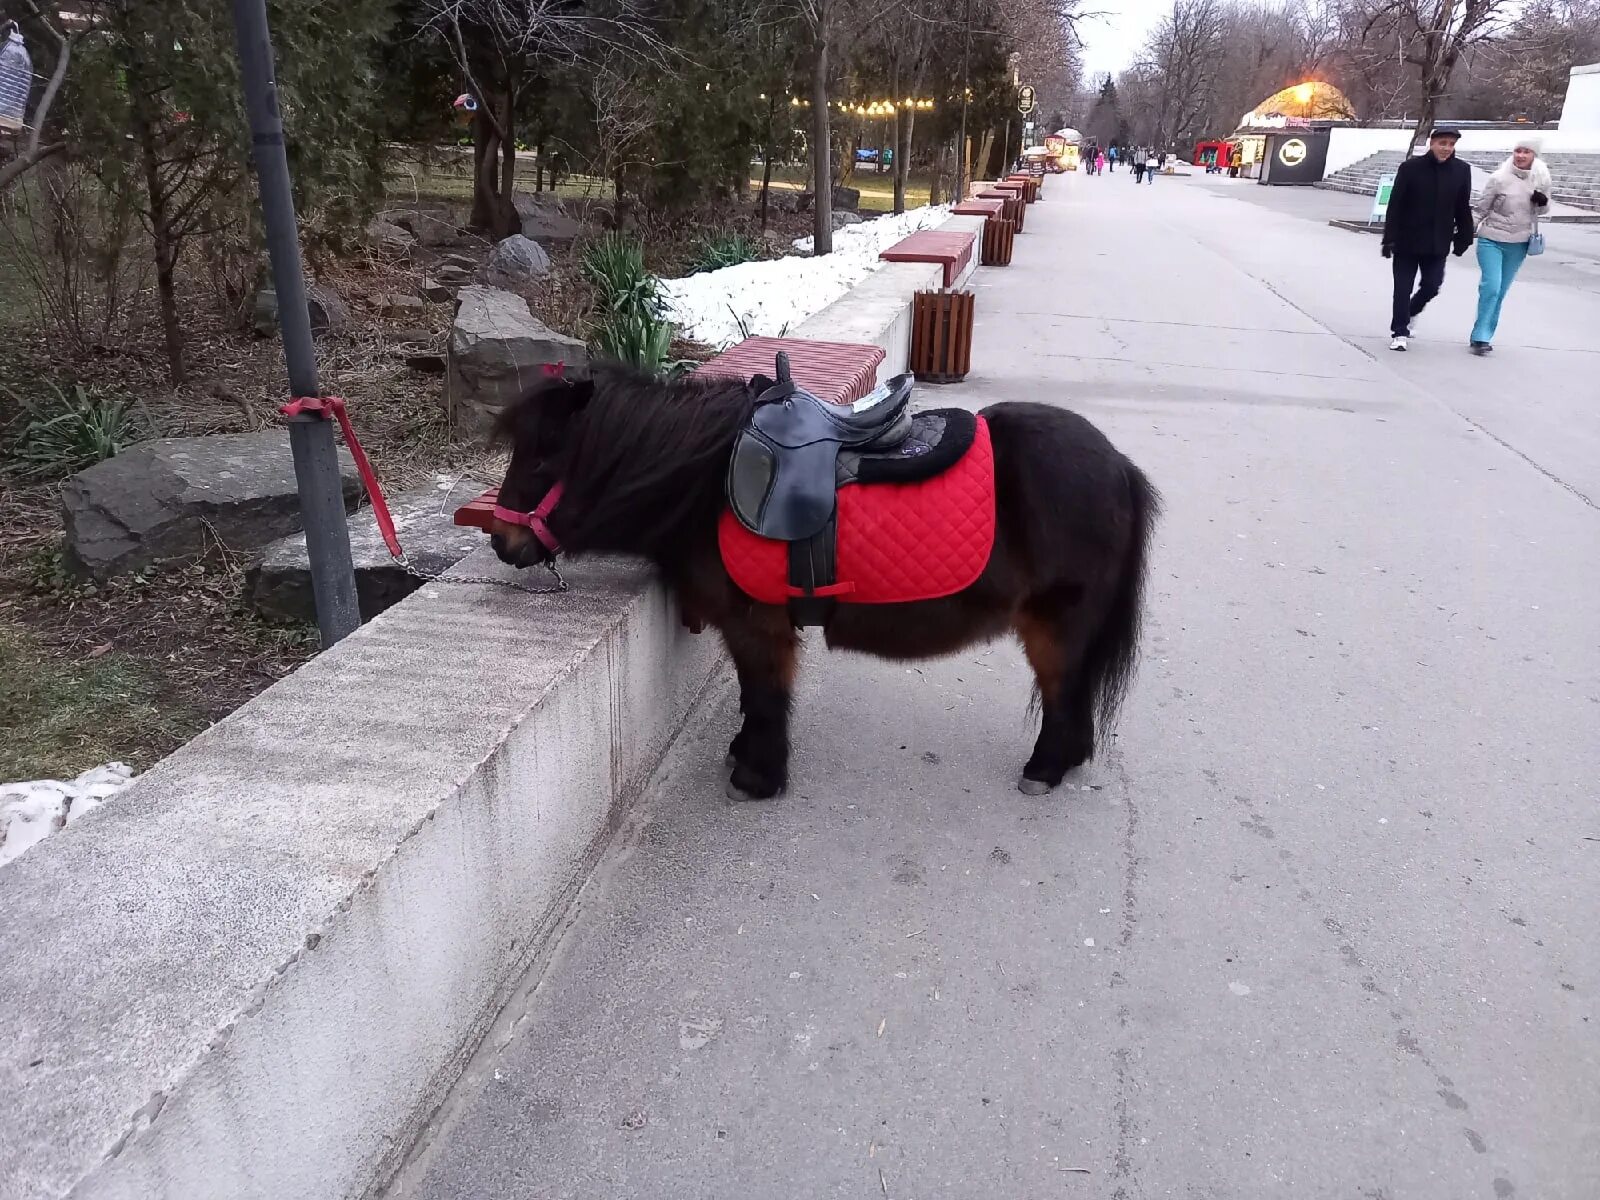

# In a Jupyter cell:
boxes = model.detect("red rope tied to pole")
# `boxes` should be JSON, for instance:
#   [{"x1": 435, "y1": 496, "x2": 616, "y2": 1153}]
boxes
[{"x1": 280, "y1": 395, "x2": 403, "y2": 560}]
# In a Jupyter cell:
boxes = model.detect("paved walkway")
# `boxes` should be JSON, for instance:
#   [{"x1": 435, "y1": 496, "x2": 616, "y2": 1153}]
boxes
[{"x1": 397, "y1": 176, "x2": 1600, "y2": 1199}]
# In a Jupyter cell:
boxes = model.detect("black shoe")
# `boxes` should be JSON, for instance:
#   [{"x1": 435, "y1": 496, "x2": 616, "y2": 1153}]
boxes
[{"x1": 1469, "y1": 341, "x2": 1491, "y2": 356}]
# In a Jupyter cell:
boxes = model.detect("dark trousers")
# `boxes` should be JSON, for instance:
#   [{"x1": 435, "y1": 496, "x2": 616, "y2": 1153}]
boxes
[{"x1": 1391, "y1": 252, "x2": 1447, "y2": 336}]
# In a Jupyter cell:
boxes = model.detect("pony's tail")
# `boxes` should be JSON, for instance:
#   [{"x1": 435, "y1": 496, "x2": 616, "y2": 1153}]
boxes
[{"x1": 1083, "y1": 460, "x2": 1161, "y2": 731}]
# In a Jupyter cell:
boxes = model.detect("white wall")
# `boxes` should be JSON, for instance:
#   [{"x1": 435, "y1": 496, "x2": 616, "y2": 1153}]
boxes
[{"x1": 1561, "y1": 64, "x2": 1600, "y2": 134}]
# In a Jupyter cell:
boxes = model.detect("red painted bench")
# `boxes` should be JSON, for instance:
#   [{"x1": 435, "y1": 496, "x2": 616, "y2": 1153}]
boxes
[
  {"x1": 879, "y1": 230, "x2": 977, "y2": 288},
  {"x1": 953, "y1": 198, "x2": 1005, "y2": 218},
  {"x1": 454, "y1": 487, "x2": 500, "y2": 531}
]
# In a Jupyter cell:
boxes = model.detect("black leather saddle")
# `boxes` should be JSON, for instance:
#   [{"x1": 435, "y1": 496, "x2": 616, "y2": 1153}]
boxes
[{"x1": 727, "y1": 352, "x2": 977, "y2": 625}]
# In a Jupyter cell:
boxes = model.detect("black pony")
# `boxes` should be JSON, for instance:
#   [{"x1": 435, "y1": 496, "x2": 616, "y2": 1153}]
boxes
[{"x1": 491, "y1": 365, "x2": 1160, "y2": 801}]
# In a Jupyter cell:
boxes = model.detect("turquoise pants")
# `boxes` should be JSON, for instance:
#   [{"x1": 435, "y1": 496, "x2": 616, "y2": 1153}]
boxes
[{"x1": 1472, "y1": 238, "x2": 1529, "y2": 345}]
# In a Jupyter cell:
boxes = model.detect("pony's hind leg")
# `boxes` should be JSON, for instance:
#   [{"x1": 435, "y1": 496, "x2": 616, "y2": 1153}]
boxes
[
  {"x1": 1015, "y1": 586, "x2": 1098, "y2": 795},
  {"x1": 721, "y1": 607, "x2": 799, "y2": 802}
]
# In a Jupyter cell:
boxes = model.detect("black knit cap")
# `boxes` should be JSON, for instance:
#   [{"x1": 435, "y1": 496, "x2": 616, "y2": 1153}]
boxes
[{"x1": 1429, "y1": 126, "x2": 1462, "y2": 140}]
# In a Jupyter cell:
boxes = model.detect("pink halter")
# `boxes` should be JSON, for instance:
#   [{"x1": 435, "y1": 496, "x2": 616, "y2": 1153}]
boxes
[{"x1": 493, "y1": 482, "x2": 564, "y2": 554}]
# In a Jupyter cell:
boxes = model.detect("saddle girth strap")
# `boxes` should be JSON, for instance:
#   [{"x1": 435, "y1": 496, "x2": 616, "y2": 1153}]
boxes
[{"x1": 786, "y1": 516, "x2": 849, "y2": 627}]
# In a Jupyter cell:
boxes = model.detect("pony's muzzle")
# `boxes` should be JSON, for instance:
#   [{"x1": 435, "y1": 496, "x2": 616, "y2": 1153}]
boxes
[{"x1": 490, "y1": 525, "x2": 552, "y2": 569}]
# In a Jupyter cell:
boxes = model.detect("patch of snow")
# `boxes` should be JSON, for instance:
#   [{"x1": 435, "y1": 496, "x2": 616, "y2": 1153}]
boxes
[
  {"x1": 658, "y1": 205, "x2": 951, "y2": 350},
  {"x1": 0, "y1": 762, "x2": 135, "y2": 868}
]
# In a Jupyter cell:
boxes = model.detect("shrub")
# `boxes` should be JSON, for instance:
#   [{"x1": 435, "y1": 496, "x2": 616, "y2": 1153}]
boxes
[
  {"x1": 687, "y1": 232, "x2": 758, "y2": 274},
  {"x1": 3, "y1": 379, "x2": 145, "y2": 480},
  {"x1": 581, "y1": 233, "x2": 658, "y2": 318},
  {"x1": 581, "y1": 233, "x2": 680, "y2": 375}
]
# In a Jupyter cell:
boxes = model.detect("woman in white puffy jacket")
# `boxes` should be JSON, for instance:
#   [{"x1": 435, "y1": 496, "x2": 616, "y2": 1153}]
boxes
[{"x1": 1469, "y1": 137, "x2": 1551, "y2": 354}]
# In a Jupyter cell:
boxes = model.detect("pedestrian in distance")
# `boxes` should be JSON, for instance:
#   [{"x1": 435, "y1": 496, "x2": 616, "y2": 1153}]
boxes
[
  {"x1": 1108, "y1": 145, "x2": 1118, "y2": 172},
  {"x1": 1147, "y1": 151, "x2": 1162, "y2": 184},
  {"x1": 1469, "y1": 136, "x2": 1550, "y2": 355},
  {"x1": 1382, "y1": 126, "x2": 1474, "y2": 352},
  {"x1": 1096, "y1": 148, "x2": 1107, "y2": 176},
  {"x1": 1132, "y1": 145, "x2": 1147, "y2": 183}
]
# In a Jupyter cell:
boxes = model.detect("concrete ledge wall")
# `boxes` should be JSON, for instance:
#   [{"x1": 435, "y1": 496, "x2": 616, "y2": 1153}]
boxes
[
  {"x1": 0, "y1": 554, "x2": 723, "y2": 1200},
  {"x1": 794, "y1": 261, "x2": 943, "y2": 382}
]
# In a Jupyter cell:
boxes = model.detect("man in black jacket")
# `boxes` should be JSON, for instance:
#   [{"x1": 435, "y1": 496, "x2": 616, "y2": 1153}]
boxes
[{"x1": 1381, "y1": 127, "x2": 1475, "y2": 351}]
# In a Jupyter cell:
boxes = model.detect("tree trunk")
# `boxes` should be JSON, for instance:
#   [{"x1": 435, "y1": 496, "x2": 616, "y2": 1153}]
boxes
[
  {"x1": 810, "y1": 29, "x2": 833, "y2": 255},
  {"x1": 471, "y1": 112, "x2": 499, "y2": 229},
  {"x1": 759, "y1": 94, "x2": 776, "y2": 231},
  {"x1": 128, "y1": 72, "x2": 184, "y2": 384},
  {"x1": 494, "y1": 91, "x2": 519, "y2": 239},
  {"x1": 976, "y1": 128, "x2": 995, "y2": 182},
  {"x1": 893, "y1": 106, "x2": 908, "y2": 213}
]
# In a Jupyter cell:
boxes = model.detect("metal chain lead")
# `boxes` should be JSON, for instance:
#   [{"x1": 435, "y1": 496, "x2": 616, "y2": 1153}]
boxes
[{"x1": 393, "y1": 552, "x2": 568, "y2": 595}]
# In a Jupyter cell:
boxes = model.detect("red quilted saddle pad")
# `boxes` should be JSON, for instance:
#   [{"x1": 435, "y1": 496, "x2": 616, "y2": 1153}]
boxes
[{"x1": 719, "y1": 416, "x2": 996, "y2": 606}]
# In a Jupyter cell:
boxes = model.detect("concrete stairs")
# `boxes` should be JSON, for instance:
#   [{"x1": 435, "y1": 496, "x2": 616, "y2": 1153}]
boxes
[{"x1": 1318, "y1": 149, "x2": 1600, "y2": 211}]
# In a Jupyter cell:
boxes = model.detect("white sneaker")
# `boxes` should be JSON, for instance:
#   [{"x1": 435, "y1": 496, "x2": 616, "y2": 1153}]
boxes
[{"x1": 1389, "y1": 335, "x2": 1408, "y2": 352}]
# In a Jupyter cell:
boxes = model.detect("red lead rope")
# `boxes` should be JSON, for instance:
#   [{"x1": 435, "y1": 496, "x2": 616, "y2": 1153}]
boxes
[{"x1": 280, "y1": 395, "x2": 403, "y2": 561}]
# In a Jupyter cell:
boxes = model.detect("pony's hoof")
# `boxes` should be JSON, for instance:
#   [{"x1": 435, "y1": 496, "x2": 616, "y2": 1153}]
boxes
[
  {"x1": 1017, "y1": 776, "x2": 1057, "y2": 796},
  {"x1": 725, "y1": 778, "x2": 779, "y2": 802}
]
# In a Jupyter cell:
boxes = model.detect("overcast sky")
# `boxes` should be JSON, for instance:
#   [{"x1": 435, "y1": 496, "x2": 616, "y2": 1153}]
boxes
[{"x1": 1075, "y1": 0, "x2": 1170, "y2": 81}]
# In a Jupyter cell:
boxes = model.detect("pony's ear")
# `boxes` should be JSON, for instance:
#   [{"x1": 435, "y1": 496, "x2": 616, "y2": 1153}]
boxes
[{"x1": 748, "y1": 374, "x2": 774, "y2": 395}]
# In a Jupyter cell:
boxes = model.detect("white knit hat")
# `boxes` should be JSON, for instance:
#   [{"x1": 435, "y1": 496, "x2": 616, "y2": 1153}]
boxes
[{"x1": 1514, "y1": 134, "x2": 1543, "y2": 154}]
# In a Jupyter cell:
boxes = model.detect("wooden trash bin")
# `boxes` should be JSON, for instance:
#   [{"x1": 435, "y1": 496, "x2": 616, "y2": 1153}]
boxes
[
  {"x1": 910, "y1": 290, "x2": 975, "y2": 383},
  {"x1": 981, "y1": 217, "x2": 1015, "y2": 266}
]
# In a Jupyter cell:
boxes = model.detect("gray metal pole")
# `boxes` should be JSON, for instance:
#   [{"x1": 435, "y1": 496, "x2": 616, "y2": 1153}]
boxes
[{"x1": 230, "y1": 0, "x2": 360, "y2": 646}]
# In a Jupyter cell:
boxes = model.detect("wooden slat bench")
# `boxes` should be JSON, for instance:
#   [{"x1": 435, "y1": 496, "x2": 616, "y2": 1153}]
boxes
[
  {"x1": 878, "y1": 230, "x2": 977, "y2": 288},
  {"x1": 974, "y1": 187, "x2": 1025, "y2": 232},
  {"x1": 695, "y1": 335, "x2": 885, "y2": 406},
  {"x1": 953, "y1": 198, "x2": 1006, "y2": 218}
]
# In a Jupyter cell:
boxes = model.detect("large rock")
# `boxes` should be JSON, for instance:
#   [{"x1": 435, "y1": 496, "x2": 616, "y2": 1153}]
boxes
[
  {"x1": 831, "y1": 210, "x2": 864, "y2": 229},
  {"x1": 246, "y1": 478, "x2": 489, "y2": 622},
  {"x1": 513, "y1": 195, "x2": 586, "y2": 248},
  {"x1": 363, "y1": 219, "x2": 414, "y2": 256},
  {"x1": 447, "y1": 285, "x2": 587, "y2": 437},
  {"x1": 395, "y1": 210, "x2": 460, "y2": 247},
  {"x1": 251, "y1": 284, "x2": 351, "y2": 337},
  {"x1": 480, "y1": 234, "x2": 552, "y2": 290},
  {"x1": 63, "y1": 432, "x2": 362, "y2": 581}
]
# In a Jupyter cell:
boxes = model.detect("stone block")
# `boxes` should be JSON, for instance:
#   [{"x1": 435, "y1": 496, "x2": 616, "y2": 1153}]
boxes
[
  {"x1": 381, "y1": 293, "x2": 426, "y2": 318},
  {"x1": 246, "y1": 479, "x2": 489, "y2": 622},
  {"x1": 62, "y1": 432, "x2": 361, "y2": 580},
  {"x1": 397, "y1": 211, "x2": 460, "y2": 247},
  {"x1": 447, "y1": 285, "x2": 587, "y2": 438},
  {"x1": 363, "y1": 219, "x2": 414, "y2": 256},
  {"x1": 513, "y1": 195, "x2": 586, "y2": 248}
]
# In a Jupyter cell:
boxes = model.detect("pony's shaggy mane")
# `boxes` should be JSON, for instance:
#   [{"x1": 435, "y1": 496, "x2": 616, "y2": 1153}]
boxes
[{"x1": 499, "y1": 363, "x2": 755, "y2": 558}]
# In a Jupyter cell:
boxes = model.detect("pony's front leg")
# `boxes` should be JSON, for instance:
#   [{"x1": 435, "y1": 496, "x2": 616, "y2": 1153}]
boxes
[{"x1": 721, "y1": 607, "x2": 798, "y2": 801}]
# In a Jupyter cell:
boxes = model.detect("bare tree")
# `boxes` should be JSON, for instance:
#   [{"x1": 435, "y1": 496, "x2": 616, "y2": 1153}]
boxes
[
  {"x1": 419, "y1": 0, "x2": 668, "y2": 237},
  {"x1": 1352, "y1": 0, "x2": 1517, "y2": 142},
  {"x1": 1137, "y1": 0, "x2": 1226, "y2": 146}
]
